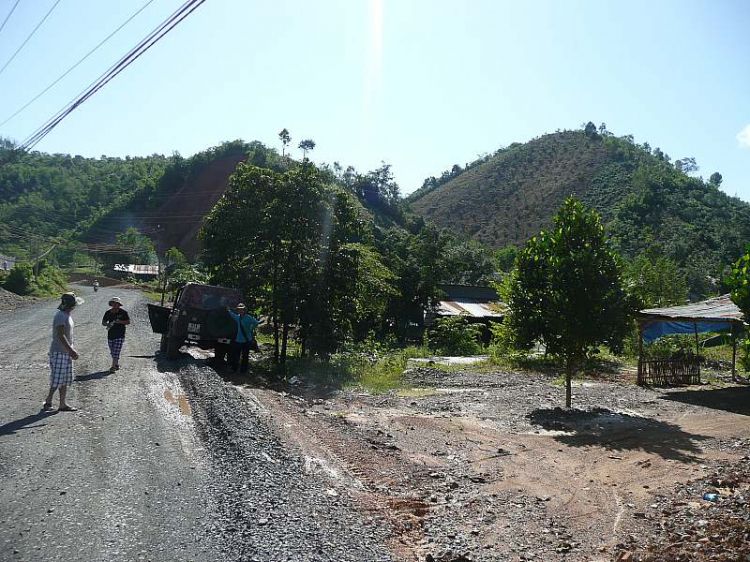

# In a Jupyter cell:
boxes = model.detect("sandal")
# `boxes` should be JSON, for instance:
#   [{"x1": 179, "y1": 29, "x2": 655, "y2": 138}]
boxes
[
  {"x1": 58, "y1": 405, "x2": 78, "y2": 412},
  {"x1": 42, "y1": 402, "x2": 52, "y2": 411}
]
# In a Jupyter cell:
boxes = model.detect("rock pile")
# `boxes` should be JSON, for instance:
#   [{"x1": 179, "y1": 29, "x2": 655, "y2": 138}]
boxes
[
  {"x1": 626, "y1": 457, "x2": 750, "y2": 561},
  {"x1": 0, "y1": 287, "x2": 37, "y2": 312}
]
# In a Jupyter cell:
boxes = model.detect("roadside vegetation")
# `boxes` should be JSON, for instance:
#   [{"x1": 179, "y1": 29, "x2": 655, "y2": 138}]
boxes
[{"x1": 1, "y1": 127, "x2": 748, "y2": 400}]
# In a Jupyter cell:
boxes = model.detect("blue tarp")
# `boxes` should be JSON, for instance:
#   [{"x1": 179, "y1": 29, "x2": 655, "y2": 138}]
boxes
[{"x1": 642, "y1": 320, "x2": 733, "y2": 344}]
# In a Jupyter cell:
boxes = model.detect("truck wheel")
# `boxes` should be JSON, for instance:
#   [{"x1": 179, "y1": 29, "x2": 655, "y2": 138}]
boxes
[{"x1": 165, "y1": 334, "x2": 181, "y2": 360}]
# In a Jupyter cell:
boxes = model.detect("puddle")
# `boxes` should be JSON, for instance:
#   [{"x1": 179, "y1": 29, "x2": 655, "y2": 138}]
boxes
[{"x1": 164, "y1": 388, "x2": 192, "y2": 417}]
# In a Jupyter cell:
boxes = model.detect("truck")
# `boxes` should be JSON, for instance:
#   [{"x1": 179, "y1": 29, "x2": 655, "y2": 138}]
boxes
[{"x1": 147, "y1": 282, "x2": 242, "y2": 360}]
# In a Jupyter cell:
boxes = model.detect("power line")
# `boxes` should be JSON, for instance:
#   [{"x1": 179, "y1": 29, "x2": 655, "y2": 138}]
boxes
[
  {"x1": 18, "y1": 0, "x2": 207, "y2": 152},
  {"x1": 0, "y1": 0, "x2": 60, "y2": 77},
  {"x1": 0, "y1": 0, "x2": 155, "y2": 128},
  {"x1": 0, "y1": 0, "x2": 22, "y2": 37}
]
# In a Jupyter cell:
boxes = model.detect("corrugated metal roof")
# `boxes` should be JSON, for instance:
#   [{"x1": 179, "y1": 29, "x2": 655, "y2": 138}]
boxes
[
  {"x1": 639, "y1": 294, "x2": 743, "y2": 323},
  {"x1": 114, "y1": 264, "x2": 160, "y2": 275},
  {"x1": 436, "y1": 298, "x2": 505, "y2": 318}
]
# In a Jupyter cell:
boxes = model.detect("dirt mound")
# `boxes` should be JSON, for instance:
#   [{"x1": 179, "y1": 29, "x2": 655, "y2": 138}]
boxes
[{"x1": 0, "y1": 287, "x2": 39, "y2": 312}]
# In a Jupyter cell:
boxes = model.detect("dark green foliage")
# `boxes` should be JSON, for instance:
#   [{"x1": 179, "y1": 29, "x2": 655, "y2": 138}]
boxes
[
  {"x1": 495, "y1": 245, "x2": 519, "y2": 272},
  {"x1": 727, "y1": 247, "x2": 750, "y2": 318},
  {"x1": 625, "y1": 253, "x2": 688, "y2": 308},
  {"x1": 426, "y1": 316, "x2": 483, "y2": 356},
  {"x1": 4, "y1": 263, "x2": 33, "y2": 295},
  {"x1": 505, "y1": 197, "x2": 635, "y2": 407},
  {"x1": 410, "y1": 129, "x2": 750, "y2": 298},
  {"x1": 201, "y1": 162, "x2": 382, "y2": 362},
  {"x1": 0, "y1": 137, "x2": 170, "y2": 259},
  {"x1": 3, "y1": 261, "x2": 67, "y2": 297}
]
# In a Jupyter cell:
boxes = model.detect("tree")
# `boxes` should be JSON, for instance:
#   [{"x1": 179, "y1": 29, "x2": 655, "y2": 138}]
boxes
[
  {"x1": 298, "y1": 139, "x2": 316, "y2": 160},
  {"x1": 675, "y1": 157, "x2": 699, "y2": 175},
  {"x1": 495, "y1": 245, "x2": 519, "y2": 272},
  {"x1": 4, "y1": 262, "x2": 33, "y2": 295},
  {"x1": 278, "y1": 128, "x2": 291, "y2": 157},
  {"x1": 584, "y1": 122, "x2": 598, "y2": 138},
  {"x1": 626, "y1": 253, "x2": 688, "y2": 308},
  {"x1": 727, "y1": 247, "x2": 750, "y2": 378},
  {"x1": 709, "y1": 172, "x2": 723, "y2": 188},
  {"x1": 201, "y1": 162, "x2": 378, "y2": 364},
  {"x1": 505, "y1": 197, "x2": 634, "y2": 408}
]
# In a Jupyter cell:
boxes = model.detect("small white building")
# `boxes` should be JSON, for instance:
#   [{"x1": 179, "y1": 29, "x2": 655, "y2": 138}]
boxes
[{"x1": 0, "y1": 254, "x2": 16, "y2": 271}]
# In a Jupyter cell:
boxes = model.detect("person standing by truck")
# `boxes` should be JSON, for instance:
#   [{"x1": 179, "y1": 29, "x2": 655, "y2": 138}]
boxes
[
  {"x1": 227, "y1": 303, "x2": 259, "y2": 374},
  {"x1": 102, "y1": 297, "x2": 130, "y2": 373},
  {"x1": 44, "y1": 292, "x2": 83, "y2": 412}
]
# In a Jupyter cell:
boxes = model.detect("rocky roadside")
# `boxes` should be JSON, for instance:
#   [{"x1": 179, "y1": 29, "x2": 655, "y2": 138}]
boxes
[
  {"x1": 625, "y1": 454, "x2": 750, "y2": 562},
  {"x1": 0, "y1": 287, "x2": 41, "y2": 312},
  {"x1": 177, "y1": 364, "x2": 394, "y2": 562}
]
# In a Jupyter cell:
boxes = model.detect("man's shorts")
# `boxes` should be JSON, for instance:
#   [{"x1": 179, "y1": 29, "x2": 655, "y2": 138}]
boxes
[{"x1": 49, "y1": 352, "x2": 73, "y2": 388}]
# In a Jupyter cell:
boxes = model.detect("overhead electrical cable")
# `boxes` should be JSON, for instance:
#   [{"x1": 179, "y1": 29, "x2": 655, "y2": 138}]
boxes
[
  {"x1": 0, "y1": 0, "x2": 22, "y2": 37},
  {"x1": 0, "y1": 0, "x2": 155, "y2": 128},
  {"x1": 0, "y1": 0, "x2": 60, "y2": 77},
  {"x1": 18, "y1": 0, "x2": 207, "y2": 152}
]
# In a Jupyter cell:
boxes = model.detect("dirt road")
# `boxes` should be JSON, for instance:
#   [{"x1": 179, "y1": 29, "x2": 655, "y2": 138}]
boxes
[{"x1": 0, "y1": 287, "x2": 392, "y2": 562}]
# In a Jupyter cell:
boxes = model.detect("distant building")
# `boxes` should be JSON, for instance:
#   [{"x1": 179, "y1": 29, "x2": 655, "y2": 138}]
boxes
[
  {"x1": 427, "y1": 284, "x2": 506, "y2": 343},
  {"x1": 113, "y1": 263, "x2": 160, "y2": 280},
  {"x1": 0, "y1": 254, "x2": 16, "y2": 271}
]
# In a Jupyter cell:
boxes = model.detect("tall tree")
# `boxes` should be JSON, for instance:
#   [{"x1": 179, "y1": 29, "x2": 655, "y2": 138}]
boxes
[
  {"x1": 278, "y1": 128, "x2": 291, "y2": 157},
  {"x1": 709, "y1": 172, "x2": 723, "y2": 188},
  {"x1": 505, "y1": 197, "x2": 634, "y2": 407},
  {"x1": 298, "y1": 139, "x2": 316, "y2": 160},
  {"x1": 201, "y1": 162, "x2": 379, "y2": 364}
]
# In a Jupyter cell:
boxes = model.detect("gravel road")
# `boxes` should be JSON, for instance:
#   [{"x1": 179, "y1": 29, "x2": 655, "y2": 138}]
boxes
[{"x1": 0, "y1": 287, "x2": 393, "y2": 562}]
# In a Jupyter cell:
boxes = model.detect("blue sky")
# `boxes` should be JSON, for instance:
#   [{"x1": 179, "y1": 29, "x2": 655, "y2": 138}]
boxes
[{"x1": 0, "y1": 0, "x2": 748, "y2": 198}]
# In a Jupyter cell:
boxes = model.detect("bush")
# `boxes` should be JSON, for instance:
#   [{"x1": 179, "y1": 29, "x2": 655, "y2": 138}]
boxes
[
  {"x1": 33, "y1": 265, "x2": 68, "y2": 297},
  {"x1": 4, "y1": 263, "x2": 33, "y2": 295},
  {"x1": 426, "y1": 316, "x2": 483, "y2": 356}
]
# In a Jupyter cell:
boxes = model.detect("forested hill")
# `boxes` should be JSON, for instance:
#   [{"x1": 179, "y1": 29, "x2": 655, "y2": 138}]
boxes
[
  {"x1": 0, "y1": 138, "x2": 411, "y2": 261},
  {"x1": 0, "y1": 138, "x2": 170, "y2": 259},
  {"x1": 409, "y1": 127, "x2": 750, "y2": 294}
]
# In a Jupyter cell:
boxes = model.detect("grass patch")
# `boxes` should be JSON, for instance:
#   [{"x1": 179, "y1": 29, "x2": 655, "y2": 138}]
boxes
[
  {"x1": 142, "y1": 291, "x2": 163, "y2": 302},
  {"x1": 278, "y1": 345, "x2": 431, "y2": 394}
]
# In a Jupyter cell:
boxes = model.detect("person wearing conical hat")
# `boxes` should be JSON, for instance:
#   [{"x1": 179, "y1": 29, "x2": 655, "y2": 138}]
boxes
[
  {"x1": 44, "y1": 292, "x2": 83, "y2": 412},
  {"x1": 102, "y1": 296, "x2": 130, "y2": 373}
]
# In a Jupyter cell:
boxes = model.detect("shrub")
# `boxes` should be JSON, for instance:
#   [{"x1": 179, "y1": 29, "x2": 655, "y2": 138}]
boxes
[
  {"x1": 33, "y1": 266, "x2": 68, "y2": 297},
  {"x1": 4, "y1": 263, "x2": 34, "y2": 295},
  {"x1": 426, "y1": 316, "x2": 483, "y2": 356}
]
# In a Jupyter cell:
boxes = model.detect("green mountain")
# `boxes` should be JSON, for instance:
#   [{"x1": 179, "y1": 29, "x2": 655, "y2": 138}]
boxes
[{"x1": 408, "y1": 127, "x2": 750, "y2": 295}]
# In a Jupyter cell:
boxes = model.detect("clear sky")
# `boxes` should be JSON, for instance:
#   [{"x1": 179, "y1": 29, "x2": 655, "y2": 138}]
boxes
[{"x1": 0, "y1": 0, "x2": 748, "y2": 198}]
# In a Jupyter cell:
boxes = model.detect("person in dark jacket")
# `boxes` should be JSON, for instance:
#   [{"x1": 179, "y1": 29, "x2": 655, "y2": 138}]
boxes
[{"x1": 102, "y1": 297, "x2": 130, "y2": 373}]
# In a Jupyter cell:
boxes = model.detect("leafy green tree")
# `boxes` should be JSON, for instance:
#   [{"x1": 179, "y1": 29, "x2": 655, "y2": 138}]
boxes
[
  {"x1": 426, "y1": 316, "x2": 483, "y2": 356},
  {"x1": 201, "y1": 162, "x2": 379, "y2": 364},
  {"x1": 4, "y1": 262, "x2": 33, "y2": 295},
  {"x1": 584, "y1": 122, "x2": 598, "y2": 137},
  {"x1": 505, "y1": 197, "x2": 635, "y2": 407},
  {"x1": 726, "y1": 248, "x2": 750, "y2": 376},
  {"x1": 626, "y1": 253, "x2": 688, "y2": 308},
  {"x1": 298, "y1": 139, "x2": 316, "y2": 160},
  {"x1": 675, "y1": 157, "x2": 699, "y2": 174},
  {"x1": 278, "y1": 128, "x2": 291, "y2": 157},
  {"x1": 709, "y1": 172, "x2": 723, "y2": 188},
  {"x1": 495, "y1": 245, "x2": 519, "y2": 272}
]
